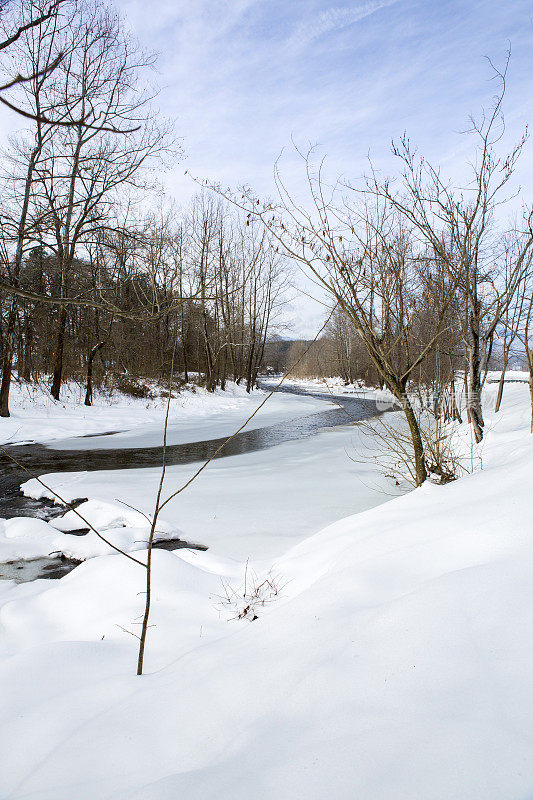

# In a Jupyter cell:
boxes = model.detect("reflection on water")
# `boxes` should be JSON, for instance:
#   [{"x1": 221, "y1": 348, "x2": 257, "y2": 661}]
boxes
[{"x1": 0, "y1": 555, "x2": 82, "y2": 583}]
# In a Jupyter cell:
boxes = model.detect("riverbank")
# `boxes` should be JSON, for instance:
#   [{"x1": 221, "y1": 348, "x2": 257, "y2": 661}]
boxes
[
  {"x1": 0, "y1": 381, "x2": 531, "y2": 799},
  {"x1": 4, "y1": 388, "x2": 390, "y2": 562},
  {"x1": 0, "y1": 378, "x2": 329, "y2": 447}
]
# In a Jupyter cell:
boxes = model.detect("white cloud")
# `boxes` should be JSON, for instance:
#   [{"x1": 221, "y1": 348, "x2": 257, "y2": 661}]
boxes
[{"x1": 289, "y1": 1, "x2": 399, "y2": 50}]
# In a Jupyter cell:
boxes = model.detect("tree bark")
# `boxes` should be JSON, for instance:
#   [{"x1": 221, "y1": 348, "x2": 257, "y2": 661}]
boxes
[
  {"x1": 494, "y1": 359, "x2": 507, "y2": 414},
  {"x1": 84, "y1": 341, "x2": 105, "y2": 406},
  {"x1": 50, "y1": 305, "x2": 67, "y2": 400},
  {"x1": 529, "y1": 366, "x2": 533, "y2": 434},
  {"x1": 0, "y1": 302, "x2": 17, "y2": 417},
  {"x1": 450, "y1": 373, "x2": 462, "y2": 423},
  {"x1": 467, "y1": 303, "x2": 484, "y2": 443},
  {"x1": 402, "y1": 394, "x2": 427, "y2": 486}
]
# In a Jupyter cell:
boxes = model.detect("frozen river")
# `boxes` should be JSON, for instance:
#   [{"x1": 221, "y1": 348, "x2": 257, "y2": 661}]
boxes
[{"x1": 0, "y1": 383, "x2": 395, "y2": 579}]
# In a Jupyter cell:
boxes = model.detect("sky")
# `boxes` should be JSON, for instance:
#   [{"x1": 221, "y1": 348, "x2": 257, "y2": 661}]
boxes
[
  {"x1": 112, "y1": 0, "x2": 533, "y2": 336},
  {"x1": 4, "y1": 0, "x2": 533, "y2": 336}
]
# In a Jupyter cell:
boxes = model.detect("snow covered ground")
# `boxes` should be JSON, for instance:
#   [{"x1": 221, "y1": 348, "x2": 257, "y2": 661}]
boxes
[
  {"x1": 267, "y1": 375, "x2": 370, "y2": 394},
  {"x1": 0, "y1": 378, "x2": 329, "y2": 448},
  {"x1": 17, "y1": 419, "x2": 395, "y2": 561},
  {"x1": 0, "y1": 381, "x2": 532, "y2": 799}
]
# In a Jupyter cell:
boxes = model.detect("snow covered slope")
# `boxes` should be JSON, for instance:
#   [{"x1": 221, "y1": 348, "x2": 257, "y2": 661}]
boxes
[{"x1": 0, "y1": 383, "x2": 532, "y2": 799}]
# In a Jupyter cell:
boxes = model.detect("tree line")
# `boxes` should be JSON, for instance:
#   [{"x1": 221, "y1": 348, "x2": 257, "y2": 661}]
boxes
[{"x1": 0, "y1": 0, "x2": 285, "y2": 415}]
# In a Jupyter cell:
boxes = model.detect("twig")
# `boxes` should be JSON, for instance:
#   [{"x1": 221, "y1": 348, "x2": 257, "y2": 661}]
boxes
[{"x1": 137, "y1": 341, "x2": 176, "y2": 675}]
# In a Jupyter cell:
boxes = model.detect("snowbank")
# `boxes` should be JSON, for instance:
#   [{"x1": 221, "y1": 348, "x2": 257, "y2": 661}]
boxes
[
  {"x1": 0, "y1": 382, "x2": 532, "y2": 799},
  {"x1": 0, "y1": 499, "x2": 182, "y2": 562},
  {"x1": 265, "y1": 375, "x2": 371, "y2": 394},
  {"x1": 0, "y1": 378, "x2": 329, "y2": 448}
]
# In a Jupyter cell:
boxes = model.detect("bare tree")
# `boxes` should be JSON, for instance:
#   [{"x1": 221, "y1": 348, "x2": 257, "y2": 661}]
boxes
[
  {"x1": 213, "y1": 164, "x2": 461, "y2": 485},
  {"x1": 509, "y1": 248, "x2": 533, "y2": 431},
  {"x1": 0, "y1": 0, "x2": 73, "y2": 415},
  {"x1": 493, "y1": 229, "x2": 533, "y2": 412},
  {"x1": 368, "y1": 57, "x2": 533, "y2": 441},
  {"x1": 31, "y1": 1, "x2": 171, "y2": 400},
  {"x1": 0, "y1": 0, "x2": 67, "y2": 120},
  {"x1": 0, "y1": 0, "x2": 175, "y2": 411}
]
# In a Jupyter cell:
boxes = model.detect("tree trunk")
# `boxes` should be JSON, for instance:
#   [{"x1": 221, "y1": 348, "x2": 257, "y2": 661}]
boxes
[
  {"x1": 181, "y1": 323, "x2": 189, "y2": 383},
  {"x1": 51, "y1": 306, "x2": 68, "y2": 400},
  {"x1": 245, "y1": 341, "x2": 256, "y2": 393},
  {"x1": 450, "y1": 374, "x2": 462, "y2": 423},
  {"x1": 467, "y1": 305, "x2": 484, "y2": 443},
  {"x1": 84, "y1": 341, "x2": 105, "y2": 406},
  {"x1": 463, "y1": 359, "x2": 470, "y2": 423},
  {"x1": 0, "y1": 302, "x2": 17, "y2": 417},
  {"x1": 529, "y1": 366, "x2": 533, "y2": 434},
  {"x1": 219, "y1": 347, "x2": 227, "y2": 392},
  {"x1": 494, "y1": 359, "x2": 508, "y2": 414},
  {"x1": 21, "y1": 317, "x2": 33, "y2": 382},
  {"x1": 402, "y1": 396, "x2": 427, "y2": 486}
]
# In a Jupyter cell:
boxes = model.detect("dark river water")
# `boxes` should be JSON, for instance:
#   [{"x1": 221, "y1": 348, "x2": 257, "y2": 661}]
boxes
[{"x1": 0, "y1": 384, "x2": 379, "y2": 582}]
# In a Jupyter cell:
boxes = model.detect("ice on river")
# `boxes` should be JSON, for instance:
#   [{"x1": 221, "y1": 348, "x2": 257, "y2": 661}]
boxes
[
  {"x1": 0, "y1": 378, "x2": 330, "y2": 448},
  {"x1": 20, "y1": 415, "x2": 396, "y2": 561}
]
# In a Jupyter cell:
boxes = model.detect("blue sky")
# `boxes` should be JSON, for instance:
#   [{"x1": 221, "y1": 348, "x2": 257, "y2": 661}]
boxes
[
  {"x1": 111, "y1": 0, "x2": 533, "y2": 333},
  {"x1": 114, "y1": 0, "x2": 533, "y2": 199}
]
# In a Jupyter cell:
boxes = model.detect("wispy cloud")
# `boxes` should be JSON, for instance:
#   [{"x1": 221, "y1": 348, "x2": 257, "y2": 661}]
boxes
[{"x1": 288, "y1": 1, "x2": 398, "y2": 49}]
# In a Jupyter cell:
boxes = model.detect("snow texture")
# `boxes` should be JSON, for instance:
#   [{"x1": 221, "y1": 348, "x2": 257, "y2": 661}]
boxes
[{"x1": 0, "y1": 381, "x2": 532, "y2": 799}]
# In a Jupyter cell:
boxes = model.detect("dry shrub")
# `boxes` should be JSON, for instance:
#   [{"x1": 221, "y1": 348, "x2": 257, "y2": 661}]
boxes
[{"x1": 215, "y1": 561, "x2": 283, "y2": 621}]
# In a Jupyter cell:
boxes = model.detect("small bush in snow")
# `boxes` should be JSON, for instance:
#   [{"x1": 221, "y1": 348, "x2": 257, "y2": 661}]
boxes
[{"x1": 215, "y1": 563, "x2": 283, "y2": 621}]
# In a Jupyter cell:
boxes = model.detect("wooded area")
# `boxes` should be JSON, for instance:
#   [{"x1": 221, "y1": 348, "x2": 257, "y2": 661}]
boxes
[{"x1": 0, "y1": 0, "x2": 285, "y2": 415}]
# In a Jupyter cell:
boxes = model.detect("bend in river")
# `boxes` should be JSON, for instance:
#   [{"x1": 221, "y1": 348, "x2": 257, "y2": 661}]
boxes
[
  {"x1": 0, "y1": 385, "x2": 380, "y2": 582},
  {"x1": 0, "y1": 385, "x2": 379, "y2": 519}
]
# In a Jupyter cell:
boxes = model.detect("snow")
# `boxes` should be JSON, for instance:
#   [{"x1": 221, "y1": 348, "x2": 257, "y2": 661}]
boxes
[
  {"x1": 267, "y1": 375, "x2": 371, "y2": 394},
  {"x1": 485, "y1": 369, "x2": 530, "y2": 383},
  {"x1": 0, "y1": 500, "x2": 182, "y2": 562},
  {"x1": 19, "y1": 420, "x2": 395, "y2": 561},
  {"x1": 0, "y1": 381, "x2": 532, "y2": 799},
  {"x1": 0, "y1": 378, "x2": 328, "y2": 448}
]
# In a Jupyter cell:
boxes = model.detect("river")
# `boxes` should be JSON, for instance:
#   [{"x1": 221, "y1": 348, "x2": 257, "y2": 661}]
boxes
[{"x1": 0, "y1": 384, "x2": 380, "y2": 582}]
